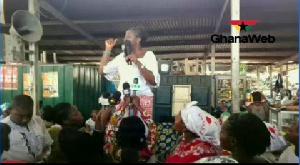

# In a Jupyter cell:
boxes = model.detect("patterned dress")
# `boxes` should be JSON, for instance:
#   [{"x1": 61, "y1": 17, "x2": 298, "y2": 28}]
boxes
[
  {"x1": 165, "y1": 138, "x2": 218, "y2": 163},
  {"x1": 104, "y1": 101, "x2": 157, "y2": 163}
]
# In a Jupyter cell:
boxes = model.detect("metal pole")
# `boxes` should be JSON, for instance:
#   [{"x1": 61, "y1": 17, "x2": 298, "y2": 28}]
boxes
[
  {"x1": 286, "y1": 64, "x2": 288, "y2": 89},
  {"x1": 270, "y1": 65, "x2": 273, "y2": 98},
  {"x1": 211, "y1": 44, "x2": 216, "y2": 75},
  {"x1": 28, "y1": 0, "x2": 40, "y2": 116},
  {"x1": 53, "y1": 53, "x2": 57, "y2": 63},
  {"x1": 42, "y1": 51, "x2": 47, "y2": 63},
  {"x1": 256, "y1": 65, "x2": 260, "y2": 80},
  {"x1": 211, "y1": 44, "x2": 216, "y2": 107},
  {"x1": 231, "y1": 0, "x2": 240, "y2": 113}
]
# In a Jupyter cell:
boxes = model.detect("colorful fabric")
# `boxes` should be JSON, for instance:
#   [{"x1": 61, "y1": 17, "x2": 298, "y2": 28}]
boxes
[
  {"x1": 264, "y1": 122, "x2": 287, "y2": 151},
  {"x1": 194, "y1": 156, "x2": 238, "y2": 163},
  {"x1": 165, "y1": 138, "x2": 218, "y2": 163},
  {"x1": 155, "y1": 123, "x2": 179, "y2": 154},
  {"x1": 105, "y1": 103, "x2": 157, "y2": 163},
  {"x1": 116, "y1": 95, "x2": 153, "y2": 117},
  {"x1": 180, "y1": 101, "x2": 221, "y2": 146}
]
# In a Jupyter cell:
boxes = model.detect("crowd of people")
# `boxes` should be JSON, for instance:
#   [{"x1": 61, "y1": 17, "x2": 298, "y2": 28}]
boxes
[
  {"x1": 0, "y1": 93, "x2": 298, "y2": 163},
  {"x1": 0, "y1": 27, "x2": 298, "y2": 163}
]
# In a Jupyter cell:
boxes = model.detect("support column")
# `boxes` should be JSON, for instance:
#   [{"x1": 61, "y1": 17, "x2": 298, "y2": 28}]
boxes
[
  {"x1": 231, "y1": 0, "x2": 240, "y2": 113},
  {"x1": 211, "y1": 44, "x2": 216, "y2": 107},
  {"x1": 286, "y1": 64, "x2": 289, "y2": 89},
  {"x1": 270, "y1": 65, "x2": 273, "y2": 98},
  {"x1": 28, "y1": 0, "x2": 40, "y2": 116}
]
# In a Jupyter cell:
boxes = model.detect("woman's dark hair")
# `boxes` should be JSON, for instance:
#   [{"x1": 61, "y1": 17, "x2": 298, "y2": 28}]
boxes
[
  {"x1": 225, "y1": 113, "x2": 270, "y2": 158},
  {"x1": 252, "y1": 92, "x2": 262, "y2": 102},
  {"x1": 286, "y1": 90, "x2": 292, "y2": 100},
  {"x1": 42, "y1": 105, "x2": 55, "y2": 122},
  {"x1": 1, "y1": 123, "x2": 11, "y2": 154},
  {"x1": 52, "y1": 103, "x2": 72, "y2": 126},
  {"x1": 116, "y1": 116, "x2": 147, "y2": 163},
  {"x1": 128, "y1": 26, "x2": 148, "y2": 47}
]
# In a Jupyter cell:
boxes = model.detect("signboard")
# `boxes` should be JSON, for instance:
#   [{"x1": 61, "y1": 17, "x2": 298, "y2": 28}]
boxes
[
  {"x1": 0, "y1": 66, "x2": 18, "y2": 90},
  {"x1": 42, "y1": 72, "x2": 59, "y2": 98},
  {"x1": 23, "y1": 73, "x2": 31, "y2": 96}
]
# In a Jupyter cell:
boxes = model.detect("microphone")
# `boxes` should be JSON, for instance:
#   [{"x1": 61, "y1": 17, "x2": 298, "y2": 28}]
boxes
[
  {"x1": 124, "y1": 40, "x2": 132, "y2": 65},
  {"x1": 122, "y1": 82, "x2": 131, "y2": 96}
]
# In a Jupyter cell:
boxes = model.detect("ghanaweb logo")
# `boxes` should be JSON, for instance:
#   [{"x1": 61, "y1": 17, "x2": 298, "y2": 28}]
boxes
[{"x1": 211, "y1": 20, "x2": 275, "y2": 43}]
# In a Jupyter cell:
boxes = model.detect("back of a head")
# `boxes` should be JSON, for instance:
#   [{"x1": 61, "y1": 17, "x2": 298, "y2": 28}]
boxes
[
  {"x1": 117, "y1": 116, "x2": 147, "y2": 163},
  {"x1": 11, "y1": 95, "x2": 33, "y2": 112},
  {"x1": 1, "y1": 123, "x2": 11, "y2": 155},
  {"x1": 117, "y1": 116, "x2": 146, "y2": 149},
  {"x1": 53, "y1": 103, "x2": 72, "y2": 126},
  {"x1": 42, "y1": 105, "x2": 55, "y2": 122},
  {"x1": 226, "y1": 113, "x2": 270, "y2": 158},
  {"x1": 128, "y1": 26, "x2": 148, "y2": 47},
  {"x1": 252, "y1": 92, "x2": 262, "y2": 102}
]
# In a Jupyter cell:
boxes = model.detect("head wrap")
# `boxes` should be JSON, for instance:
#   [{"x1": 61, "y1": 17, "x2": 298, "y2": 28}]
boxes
[
  {"x1": 181, "y1": 101, "x2": 221, "y2": 146},
  {"x1": 264, "y1": 122, "x2": 286, "y2": 151}
]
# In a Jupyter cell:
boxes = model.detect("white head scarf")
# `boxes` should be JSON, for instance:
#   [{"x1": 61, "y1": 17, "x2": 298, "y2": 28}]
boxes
[
  {"x1": 264, "y1": 122, "x2": 287, "y2": 151},
  {"x1": 180, "y1": 101, "x2": 221, "y2": 146}
]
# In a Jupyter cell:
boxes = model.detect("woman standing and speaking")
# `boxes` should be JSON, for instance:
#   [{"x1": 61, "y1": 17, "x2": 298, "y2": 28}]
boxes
[{"x1": 99, "y1": 27, "x2": 160, "y2": 117}]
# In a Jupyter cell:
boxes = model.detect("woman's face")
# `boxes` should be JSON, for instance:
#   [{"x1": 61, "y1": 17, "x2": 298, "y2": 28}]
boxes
[
  {"x1": 220, "y1": 121, "x2": 232, "y2": 151},
  {"x1": 67, "y1": 105, "x2": 83, "y2": 126},
  {"x1": 174, "y1": 112, "x2": 186, "y2": 133},
  {"x1": 124, "y1": 30, "x2": 140, "y2": 50}
]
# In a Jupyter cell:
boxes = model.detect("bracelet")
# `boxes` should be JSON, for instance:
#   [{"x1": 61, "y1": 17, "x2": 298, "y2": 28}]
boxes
[{"x1": 103, "y1": 50, "x2": 111, "y2": 56}]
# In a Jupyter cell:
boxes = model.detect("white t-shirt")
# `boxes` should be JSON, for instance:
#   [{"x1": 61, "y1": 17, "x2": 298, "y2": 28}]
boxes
[
  {"x1": 281, "y1": 97, "x2": 293, "y2": 106},
  {"x1": 103, "y1": 51, "x2": 160, "y2": 97},
  {"x1": 1, "y1": 116, "x2": 53, "y2": 163},
  {"x1": 278, "y1": 145, "x2": 299, "y2": 163}
]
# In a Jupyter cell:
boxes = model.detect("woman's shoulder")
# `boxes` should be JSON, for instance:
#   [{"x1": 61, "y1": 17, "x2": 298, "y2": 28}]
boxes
[{"x1": 144, "y1": 51, "x2": 156, "y2": 59}]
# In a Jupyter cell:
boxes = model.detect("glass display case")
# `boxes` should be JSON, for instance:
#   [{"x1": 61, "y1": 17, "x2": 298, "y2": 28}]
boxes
[
  {"x1": 216, "y1": 76, "x2": 247, "y2": 103},
  {"x1": 270, "y1": 108, "x2": 299, "y2": 131}
]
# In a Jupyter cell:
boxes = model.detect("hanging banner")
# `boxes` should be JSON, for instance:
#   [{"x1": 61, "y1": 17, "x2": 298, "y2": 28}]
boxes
[
  {"x1": 0, "y1": 66, "x2": 18, "y2": 90},
  {"x1": 23, "y1": 73, "x2": 31, "y2": 96},
  {"x1": 42, "y1": 72, "x2": 59, "y2": 98}
]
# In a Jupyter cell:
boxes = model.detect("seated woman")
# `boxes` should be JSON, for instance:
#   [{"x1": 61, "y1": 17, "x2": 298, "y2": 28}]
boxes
[
  {"x1": 47, "y1": 103, "x2": 111, "y2": 163},
  {"x1": 220, "y1": 113, "x2": 271, "y2": 163},
  {"x1": 114, "y1": 116, "x2": 148, "y2": 163},
  {"x1": 276, "y1": 89, "x2": 299, "y2": 111},
  {"x1": 105, "y1": 96, "x2": 156, "y2": 163},
  {"x1": 281, "y1": 90, "x2": 293, "y2": 106},
  {"x1": 165, "y1": 101, "x2": 221, "y2": 163},
  {"x1": 246, "y1": 91, "x2": 269, "y2": 122}
]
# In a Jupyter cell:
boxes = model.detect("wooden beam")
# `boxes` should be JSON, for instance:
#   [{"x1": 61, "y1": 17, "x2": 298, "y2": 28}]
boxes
[
  {"x1": 39, "y1": 0, "x2": 100, "y2": 47},
  {"x1": 274, "y1": 54, "x2": 299, "y2": 67}
]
